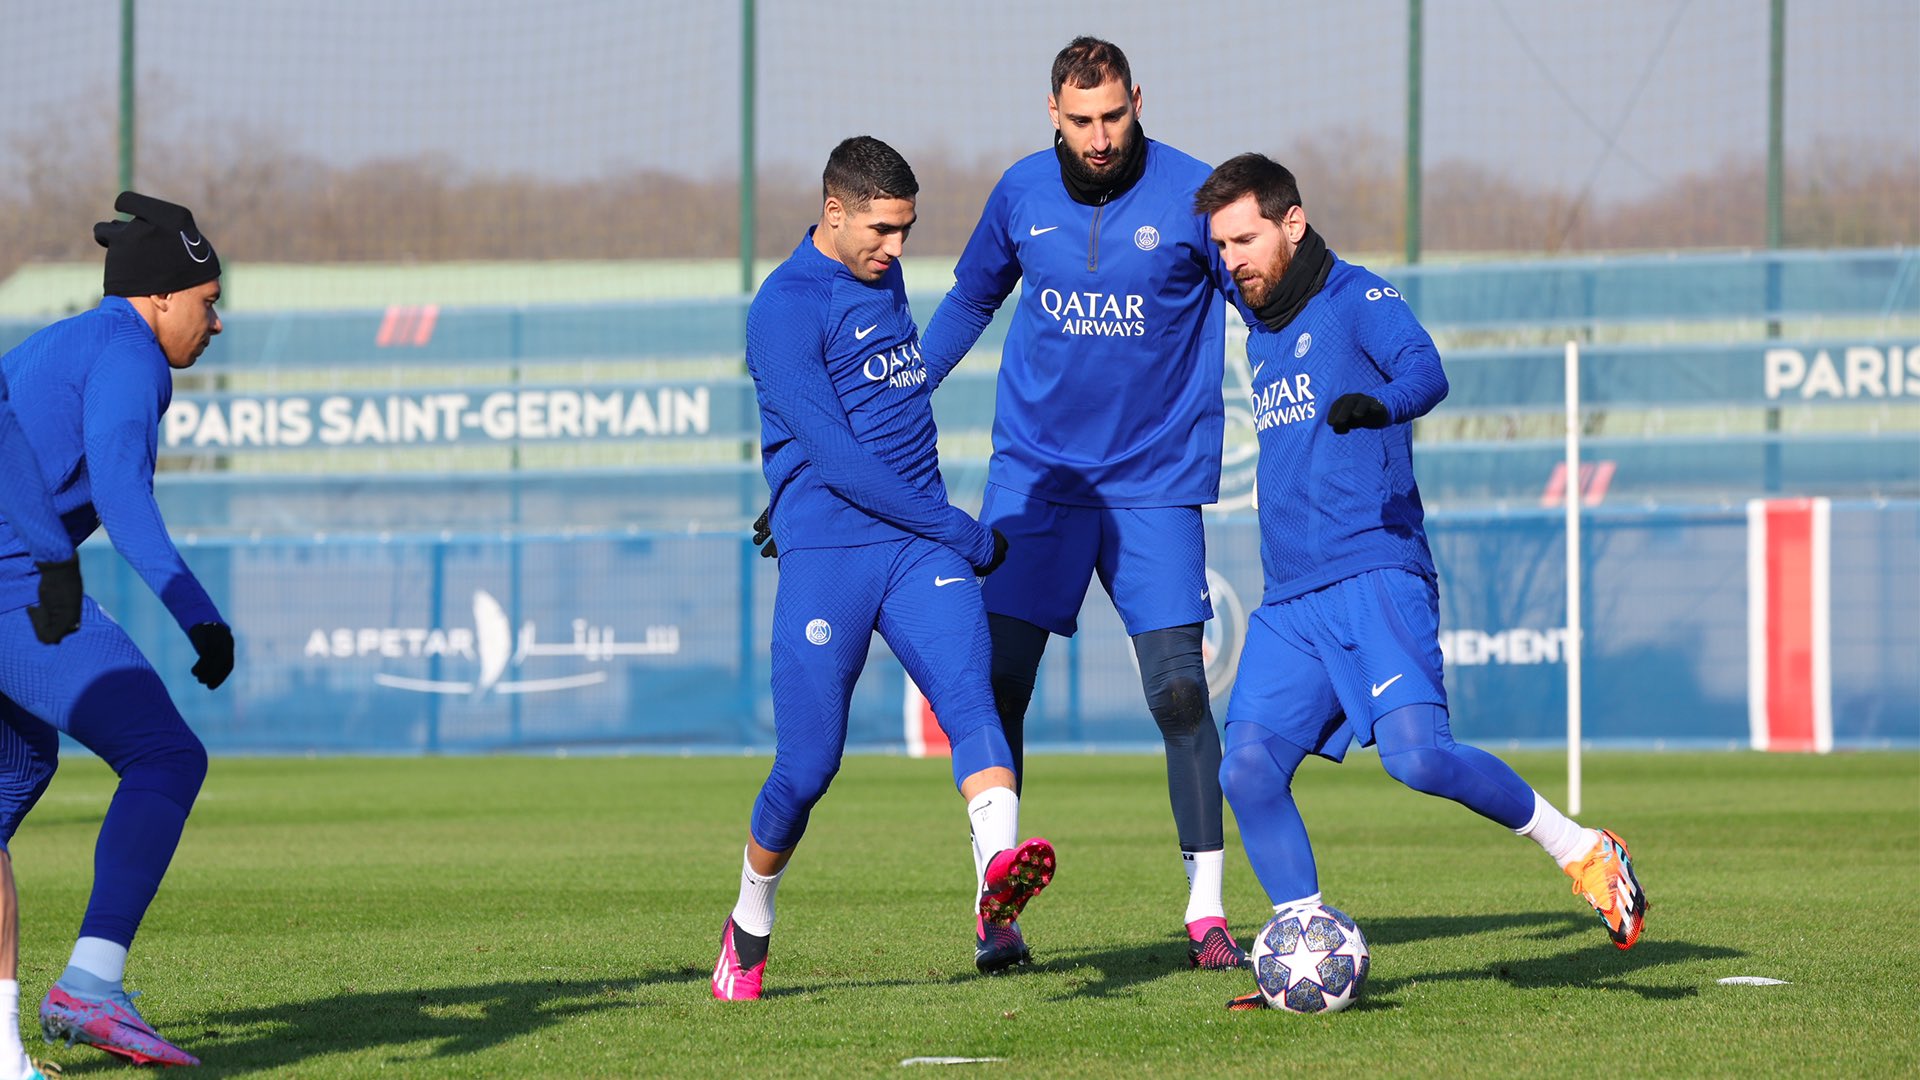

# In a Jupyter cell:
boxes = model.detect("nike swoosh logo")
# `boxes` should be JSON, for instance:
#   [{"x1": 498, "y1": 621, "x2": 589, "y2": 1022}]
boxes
[
  {"x1": 1251, "y1": 360, "x2": 1265, "y2": 380},
  {"x1": 933, "y1": 576, "x2": 968, "y2": 587},
  {"x1": 1370, "y1": 674, "x2": 1404, "y2": 697},
  {"x1": 854, "y1": 324, "x2": 879, "y2": 340},
  {"x1": 1029, "y1": 225, "x2": 1059, "y2": 236},
  {"x1": 180, "y1": 231, "x2": 211, "y2": 263}
]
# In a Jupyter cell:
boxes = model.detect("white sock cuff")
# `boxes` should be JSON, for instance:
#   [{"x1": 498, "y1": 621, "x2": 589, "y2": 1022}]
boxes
[
  {"x1": 741, "y1": 849, "x2": 786, "y2": 888},
  {"x1": 732, "y1": 847, "x2": 785, "y2": 937},
  {"x1": 69, "y1": 937, "x2": 128, "y2": 985},
  {"x1": 966, "y1": 786, "x2": 1018, "y2": 820},
  {"x1": 1182, "y1": 849, "x2": 1227, "y2": 923},
  {"x1": 967, "y1": 786, "x2": 1019, "y2": 894},
  {"x1": 1516, "y1": 792, "x2": 1596, "y2": 868},
  {"x1": 1513, "y1": 791, "x2": 1546, "y2": 835}
]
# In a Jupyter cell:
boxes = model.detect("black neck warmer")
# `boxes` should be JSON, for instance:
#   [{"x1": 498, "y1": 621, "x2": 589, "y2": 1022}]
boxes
[
  {"x1": 1054, "y1": 124, "x2": 1150, "y2": 206},
  {"x1": 1252, "y1": 224, "x2": 1333, "y2": 332}
]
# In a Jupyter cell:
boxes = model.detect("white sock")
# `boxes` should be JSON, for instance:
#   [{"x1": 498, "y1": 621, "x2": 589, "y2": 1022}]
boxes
[
  {"x1": 967, "y1": 786, "x2": 1019, "y2": 893},
  {"x1": 1182, "y1": 850, "x2": 1226, "y2": 924},
  {"x1": 1274, "y1": 891, "x2": 1322, "y2": 914},
  {"x1": 0, "y1": 980, "x2": 30, "y2": 1080},
  {"x1": 729, "y1": 848, "x2": 784, "y2": 937},
  {"x1": 68, "y1": 936, "x2": 127, "y2": 984},
  {"x1": 1516, "y1": 791, "x2": 1600, "y2": 869}
]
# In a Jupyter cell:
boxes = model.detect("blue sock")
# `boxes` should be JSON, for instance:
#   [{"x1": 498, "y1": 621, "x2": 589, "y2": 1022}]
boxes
[
  {"x1": 55, "y1": 966, "x2": 121, "y2": 1000},
  {"x1": 1218, "y1": 724, "x2": 1319, "y2": 905},
  {"x1": 78, "y1": 784, "x2": 195, "y2": 946},
  {"x1": 1373, "y1": 704, "x2": 1535, "y2": 829}
]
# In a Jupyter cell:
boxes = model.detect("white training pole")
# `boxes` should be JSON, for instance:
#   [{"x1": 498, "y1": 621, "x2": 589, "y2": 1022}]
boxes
[{"x1": 1564, "y1": 340, "x2": 1583, "y2": 816}]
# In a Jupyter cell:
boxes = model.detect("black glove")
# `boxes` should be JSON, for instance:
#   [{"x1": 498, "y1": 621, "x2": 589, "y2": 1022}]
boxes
[
  {"x1": 26, "y1": 557, "x2": 82, "y2": 645},
  {"x1": 752, "y1": 506, "x2": 778, "y2": 558},
  {"x1": 972, "y1": 529, "x2": 1009, "y2": 577},
  {"x1": 1326, "y1": 393, "x2": 1391, "y2": 434},
  {"x1": 187, "y1": 621, "x2": 235, "y2": 690}
]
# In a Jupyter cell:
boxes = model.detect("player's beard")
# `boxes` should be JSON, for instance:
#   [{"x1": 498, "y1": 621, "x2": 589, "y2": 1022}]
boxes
[
  {"x1": 1060, "y1": 123, "x2": 1136, "y2": 190},
  {"x1": 1237, "y1": 246, "x2": 1291, "y2": 309}
]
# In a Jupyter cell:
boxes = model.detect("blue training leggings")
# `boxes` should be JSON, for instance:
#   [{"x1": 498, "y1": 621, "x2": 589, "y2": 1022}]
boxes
[
  {"x1": 0, "y1": 598, "x2": 207, "y2": 947},
  {"x1": 1220, "y1": 704, "x2": 1535, "y2": 905}
]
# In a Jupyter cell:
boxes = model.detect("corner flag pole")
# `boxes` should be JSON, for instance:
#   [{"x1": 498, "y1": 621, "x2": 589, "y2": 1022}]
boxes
[{"x1": 1564, "y1": 340, "x2": 1583, "y2": 816}]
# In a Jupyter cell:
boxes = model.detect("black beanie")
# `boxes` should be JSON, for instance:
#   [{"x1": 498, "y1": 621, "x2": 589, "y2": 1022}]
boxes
[{"x1": 94, "y1": 191, "x2": 221, "y2": 298}]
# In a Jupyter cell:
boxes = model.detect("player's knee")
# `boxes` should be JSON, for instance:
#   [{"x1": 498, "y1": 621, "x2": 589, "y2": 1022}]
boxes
[
  {"x1": 989, "y1": 672, "x2": 1036, "y2": 724},
  {"x1": 123, "y1": 729, "x2": 208, "y2": 812},
  {"x1": 1218, "y1": 742, "x2": 1288, "y2": 810},
  {"x1": 1379, "y1": 745, "x2": 1454, "y2": 797},
  {"x1": 1146, "y1": 673, "x2": 1209, "y2": 741},
  {"x1": 766, "y1": 755, "x2": 840, "y2": 813}
]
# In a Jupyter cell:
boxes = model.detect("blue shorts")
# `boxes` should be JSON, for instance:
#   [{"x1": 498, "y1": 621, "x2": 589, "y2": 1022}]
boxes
[
  {"x1": 0, "y1": 596, "x2": 196, "y2": 846},
  {"x1": 768, "y1": 536, "x2": 1004, "y2": 773},
  {"x1": 979, "y1": 484, "x2": 1212, "y2": 637},
  {"x1": 1222, "y1": 569, "x2": 1447, "y2": 762}
]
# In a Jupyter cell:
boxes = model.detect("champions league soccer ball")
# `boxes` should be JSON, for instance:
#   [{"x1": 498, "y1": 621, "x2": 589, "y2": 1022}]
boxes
[{"x1": 1250, "y1": 903, "x2": 1370, "y2": 1014}]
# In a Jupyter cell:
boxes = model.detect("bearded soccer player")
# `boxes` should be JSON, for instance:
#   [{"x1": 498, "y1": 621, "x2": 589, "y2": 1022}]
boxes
[
  {"x1": 0, "y1": 192, "x2": 235, "y2": 1066},
  {"x1": 1193, "y1": 155, "x2": 1648, "y2": 1010},
  {"x1": 914, "y1": 36, "x2": 1244, "y2": 971},
  {"x1": 711, "y1": 137, "x2": 1056, "y2": 1000}
]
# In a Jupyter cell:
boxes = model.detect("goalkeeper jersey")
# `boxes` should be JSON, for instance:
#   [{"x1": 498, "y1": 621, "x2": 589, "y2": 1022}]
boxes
[
  {"x1": 920, "y1": 139, "x2": 1229, "y2": 508},
  {"x1": 749, "y1": 230, "x2": 994, "y2": 568},
  {"x1": 1241, "y1": 256, "x2": 1449, "y2": 604},
  {"x1": 0, "y1": 297, "x2": 221, "y2": 628}
]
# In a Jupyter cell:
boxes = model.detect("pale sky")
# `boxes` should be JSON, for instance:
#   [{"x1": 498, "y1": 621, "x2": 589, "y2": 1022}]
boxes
[{"x1": 3, "y1": 0, "x2": 1915, "y2": 201}]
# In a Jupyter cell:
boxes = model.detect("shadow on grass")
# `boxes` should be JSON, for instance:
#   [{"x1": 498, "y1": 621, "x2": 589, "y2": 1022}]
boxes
[
  {"x1": 44, "y1": 971, "x2": 704, "y2": 1076},
  {"x1": 1364, "y1": 936, "x2": 1742, "y2": 1004},
  {"x1": 1037, "y1": 910, "x2": 1737, "y2": 1006},
  {"x1": 1354, "y1": 910, "x2": 1742, "y2": 1002}
]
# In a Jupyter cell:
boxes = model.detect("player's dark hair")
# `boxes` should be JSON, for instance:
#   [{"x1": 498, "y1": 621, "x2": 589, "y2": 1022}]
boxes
[
  {"x1": 822, "y1": 136, "x2": 918, "y2": 213},
  {"x1": 1193, "y1": 153, "x2": 1304, "y2": 225},
  {"x1": 1051, "y1": 36, "x2": 1133, "y2": 97}
]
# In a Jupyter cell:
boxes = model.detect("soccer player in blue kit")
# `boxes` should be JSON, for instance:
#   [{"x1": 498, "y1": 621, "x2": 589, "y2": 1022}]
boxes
[
  {"x1": 0, "y1": 372, "x2": 84, "y2": 1080},
  {"x1": 918, "y1": 37, "x2": 1247, "y2": 971},
  {"x1": 0, "y1": 192, "x2": 234, "y2": 1066},
  {"x1": 711, "y1": 138, "x2": 1056, "y2": 999},
  {"x1": 1191, "y1": 155, "x2": 1648, "y2": 1010}
]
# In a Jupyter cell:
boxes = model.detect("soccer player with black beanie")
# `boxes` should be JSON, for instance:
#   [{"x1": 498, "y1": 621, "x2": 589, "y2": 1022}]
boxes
[
  {"x1": 1193, "y1": 154, "x2": 1648, "y2": 1010},
  {"x1": 0, "y1": 191, "x2": 234, "y2": 1067}
]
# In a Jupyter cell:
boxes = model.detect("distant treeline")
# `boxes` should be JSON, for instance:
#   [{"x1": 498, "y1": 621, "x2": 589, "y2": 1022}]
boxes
[{"x1": 3, "y1": 121, "x2": 1914, "y2": 280}]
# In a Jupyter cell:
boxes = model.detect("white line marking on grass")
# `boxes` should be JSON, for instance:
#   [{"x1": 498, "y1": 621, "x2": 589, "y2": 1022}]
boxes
[{"x1": 1717, "y1": 976, "x2": 1790, "y2": 986}]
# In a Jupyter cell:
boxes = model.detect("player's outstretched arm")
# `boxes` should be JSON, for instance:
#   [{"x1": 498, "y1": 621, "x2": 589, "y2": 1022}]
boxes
[
  {"x1": 81, "y1": 349, "x2": 226, "y2": 642},
  {"x1": 749, "y1": 308, "x2": 995, "y2": 568},
  {"x1": 920, "y1": 181, "x2": 1024, "y2": 390}
]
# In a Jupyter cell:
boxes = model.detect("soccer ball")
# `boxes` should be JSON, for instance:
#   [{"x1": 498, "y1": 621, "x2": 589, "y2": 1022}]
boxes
[{"x1": 1250, "y1": 902, "x2": 1370, "y2": 1013}]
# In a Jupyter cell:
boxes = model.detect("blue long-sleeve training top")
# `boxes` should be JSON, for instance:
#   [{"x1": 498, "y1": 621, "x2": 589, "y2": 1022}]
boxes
[
  {"x1": 0, "y1": 370, "x2": 75, "y2": 566},
  {"x1": 920, "y1": 139, "x2": 1229, "y2": 508},
  {"x1": 0, "y1": 297, "x2": 222, "y2": 629},
  {"x1": 1241, "y1": 257, "x2": 1450, "y2": 604},
  {"x1": 748, "y1": 230, "x2": 994, "y2": 567}
]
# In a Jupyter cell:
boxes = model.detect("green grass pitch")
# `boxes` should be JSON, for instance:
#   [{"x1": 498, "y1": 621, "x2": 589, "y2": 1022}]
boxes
[{"x1": 11, "y1": 750, "x2": 1916, "y2": 1077}]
